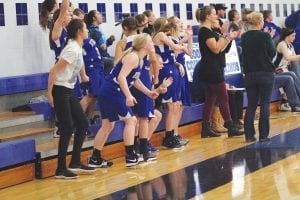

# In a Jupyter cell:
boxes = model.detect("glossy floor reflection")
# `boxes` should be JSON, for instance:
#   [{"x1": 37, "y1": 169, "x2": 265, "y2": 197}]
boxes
[{"x1": 97, "y1": 128, "x2": 300, "y2": 200}]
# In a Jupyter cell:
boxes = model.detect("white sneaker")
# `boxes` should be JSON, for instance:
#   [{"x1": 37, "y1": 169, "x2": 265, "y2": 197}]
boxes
[
  {"x1": 53, "y1": 125, "x2": 61, "y2": 138},
  {"x1": 279, "y1": 103, "x2": 291, "y2": 112}
]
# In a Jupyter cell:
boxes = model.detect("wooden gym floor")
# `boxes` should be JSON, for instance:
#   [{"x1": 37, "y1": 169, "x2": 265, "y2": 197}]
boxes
[{"x1": 1, "y1": 112, "x2": 300, "y2": 200}]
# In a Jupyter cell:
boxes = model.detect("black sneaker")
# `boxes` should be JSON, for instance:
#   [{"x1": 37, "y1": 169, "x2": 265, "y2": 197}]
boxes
[
  {"x1": 55, "y1": 170, "x2": 78, "y2": 179},
  {"x1": 125, "y1": 154, "x2": 139, "y2": 167},
  {"x1": 90, "y1": 115, "x2": 100, "y2": 125},
  {"x1": 259, "y1": 137, "x2": 271, "y2": 142},
  {"x1": 245, "y1": 137, "x2": 257, "y2": 143},
  {"x1": 174, "y1": 135, "x2": 189, "y2": 146},
  {"x1": 162, "y1": 136, "x2": 183, "y2": 149},
  {"x1": 291, "y1": 106, "x2": 300, "y2": 113},
  {"x1": 88, "y1": 157, "x2": 113, "y2": 168},
  {"x1": 139, "y1": 152, "x2": 157, "y2": 162},
  {"x1": 233, "y1": 121, "x2": 244, "y2": 130},
  {"x1": 69, "y1": 163, "x2": 96, "y2": 174}
]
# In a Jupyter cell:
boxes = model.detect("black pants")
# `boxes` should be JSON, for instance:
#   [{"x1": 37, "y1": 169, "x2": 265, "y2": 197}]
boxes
[
  {"x1": 244, "y1": 72, "x2": 274, "y2": 139},
  {"x1": 52, "y1": 85, "x2": 88, "y2": 172},
  {"x1": 228, "y1": 90, "x2": 244, "y2": 122}
]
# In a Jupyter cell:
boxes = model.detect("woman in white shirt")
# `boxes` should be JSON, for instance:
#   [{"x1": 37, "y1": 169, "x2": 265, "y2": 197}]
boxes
[
  {"x1": 276, "y1": 28, "x2": 300, "y2": 73},
  {"x1": 47, "y1": 19, "x2": 95, "y2": 179},
  {"x1": 275, "y1": 28, "x2": 300, "y2": 106}
]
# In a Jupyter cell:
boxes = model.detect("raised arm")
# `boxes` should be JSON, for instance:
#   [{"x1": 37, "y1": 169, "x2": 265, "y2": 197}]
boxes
[
  {"x1": 206, "y1": 30, "x2": 238, "y2": 54},
  {"x1": 156, "y1": 32, "x2": 189, "y2": 54},
  {"x1": 51, "y1": 0, "x2": 69, "y2": 41}
]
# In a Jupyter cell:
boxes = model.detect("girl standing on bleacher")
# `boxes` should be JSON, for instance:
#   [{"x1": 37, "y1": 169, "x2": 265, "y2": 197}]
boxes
[
  {"x1": 72, "y1": 9, "x2": 105, "y2": 134},
  {"x1": 152, "y1": 17, "x2": 189, "y2": 149},
  {"x1": 47, "y1": 19, "x2": 96, "y2": 179},
  {"x1": 168, "y1": 16, "x2": 193, "y2": 146}
]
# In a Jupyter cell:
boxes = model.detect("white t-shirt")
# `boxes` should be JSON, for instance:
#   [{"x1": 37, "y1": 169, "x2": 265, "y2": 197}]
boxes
[
  {"x1": 54, "y1": 40, "x2": 83, "y2": 89},
  {"x1": 277, "y1": 41, "x2": 295, "y2": 72}
]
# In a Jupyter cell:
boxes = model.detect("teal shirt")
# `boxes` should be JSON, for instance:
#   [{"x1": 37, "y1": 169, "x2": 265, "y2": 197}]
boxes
[{"x1": 241, "y1": 30, "x2": 276, "y2": 73}]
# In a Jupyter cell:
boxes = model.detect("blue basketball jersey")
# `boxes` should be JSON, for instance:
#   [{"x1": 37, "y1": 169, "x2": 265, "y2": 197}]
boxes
[
  {"x1": 51, "y1": 28, "x2": 67, "y2": 62},
  {"x1": 154, "y1": 42, "x2": 175, "y2": 64},
  {"x1": 105, "y1": 59, "x2": 142, "y2": 91},
  {"x1": 172, "y1": 36, "x2": 185, "y2": 65},
  {"x1": 82, "y1": 38, "x2": 103, "y2": 71},
  {"x1": 124, "y1": 35, "x2": 135, "y2": 51},
  {"x1": 98, "y1": 55, "x2": 142, "y2": 122}
]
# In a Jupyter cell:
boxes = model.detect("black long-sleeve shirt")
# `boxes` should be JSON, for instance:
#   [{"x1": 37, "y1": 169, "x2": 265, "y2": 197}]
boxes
[{"x1": 241, "y1": 30, "x2": 276, "y2": 73}]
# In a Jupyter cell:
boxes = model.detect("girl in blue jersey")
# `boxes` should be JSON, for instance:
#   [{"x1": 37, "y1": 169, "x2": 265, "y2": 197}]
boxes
[
  {"x1": 49, "y1": 1, "x2": 71, "y2": 62},
  {"x1": 73, "y1": 9, "x2": 105, "y2": 133},
  {"x1": 81, "y1": 38, "x2": 105, "y2": 125},
  {"x1": 168, "y1": 16, "x2": 193, "y2": 146},
  {"x1": 89, "y1": 34, "x2": 159, "y2": 167},
  {"x1": 47, "y1": 19, "x2": 95, "y2": 179},
  {"x1": 152, "y1": 17, "x2": 190, "y2": 149},
  {"x1": 115, "y1": 17, "x2": 171, "y2": 161}
]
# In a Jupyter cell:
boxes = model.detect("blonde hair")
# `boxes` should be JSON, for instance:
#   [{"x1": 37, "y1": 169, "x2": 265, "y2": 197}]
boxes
[
  {"x1": 246, "y1": 11, "x2": 263, "y2": 26},
  {"x1": 167, "y1": 16, "x2": 181, "y2": 37},
  {"x1": 114, "y1": 33, "x2": 151, "y2": 65},
  {"x1": 153, "y1": 17, "x2": 168, "y2": 34}
]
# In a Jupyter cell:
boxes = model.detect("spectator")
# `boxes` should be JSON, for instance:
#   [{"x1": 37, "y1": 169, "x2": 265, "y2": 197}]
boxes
[
  {"x1": 239, "y1": 8, "x2": 253, "y2": 34},
  {"x1": 262, "y1": 10, "x2": 281, "y2": 43},
  {"x1": 241, "y1": 12, "x2": 276, "y2": 142},
  {"x1": 214, "y1": 3, "x2": 228, "y2": 34},
  {"x1": 228, "y1": 9, "x2": 241, "y2": 46},
  {"x1": 274, "y1": 28, "x2": 300, "y2": 78},
  {"x1": 285, "y1": 9, "x2": 300, "y2": 54},
  {"x1": 196, "y1": 6, "x2": 243, "y2": 138}
]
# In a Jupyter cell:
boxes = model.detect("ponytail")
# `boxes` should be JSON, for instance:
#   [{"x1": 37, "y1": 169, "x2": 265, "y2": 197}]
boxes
[{"x1": 85, "y1": 10, "x2": 97, "y2": 27}]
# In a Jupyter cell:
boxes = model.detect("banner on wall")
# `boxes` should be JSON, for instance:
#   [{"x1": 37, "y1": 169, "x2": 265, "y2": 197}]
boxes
[{"x1": 184, "y1": 40, "x2": 241, "y2": 82}]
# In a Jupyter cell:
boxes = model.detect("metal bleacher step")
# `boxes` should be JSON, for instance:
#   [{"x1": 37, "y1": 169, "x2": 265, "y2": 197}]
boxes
[
  {"x1": 0, "y1": 111, "x2": 44, "y2": 129},
  {"x1": 0, "y1": 127, "x2": 54, "y2": 143},
  {"x1": 0, "y1": 111, "x2": 55, "y2": 144},
  {"x1": 36, "y1": 136, "x2": 95, "y2": 159}
]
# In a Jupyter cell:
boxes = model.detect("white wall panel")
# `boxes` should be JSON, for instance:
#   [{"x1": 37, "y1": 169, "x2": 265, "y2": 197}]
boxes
[{"x1": 0, "y1": 0, "x2": 297, "y2": 77}]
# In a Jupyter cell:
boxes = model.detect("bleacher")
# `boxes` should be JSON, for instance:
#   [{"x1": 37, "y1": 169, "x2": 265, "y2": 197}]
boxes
[{"x1": 0, "y1": 26, "x2": 282, "y2": 189}]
